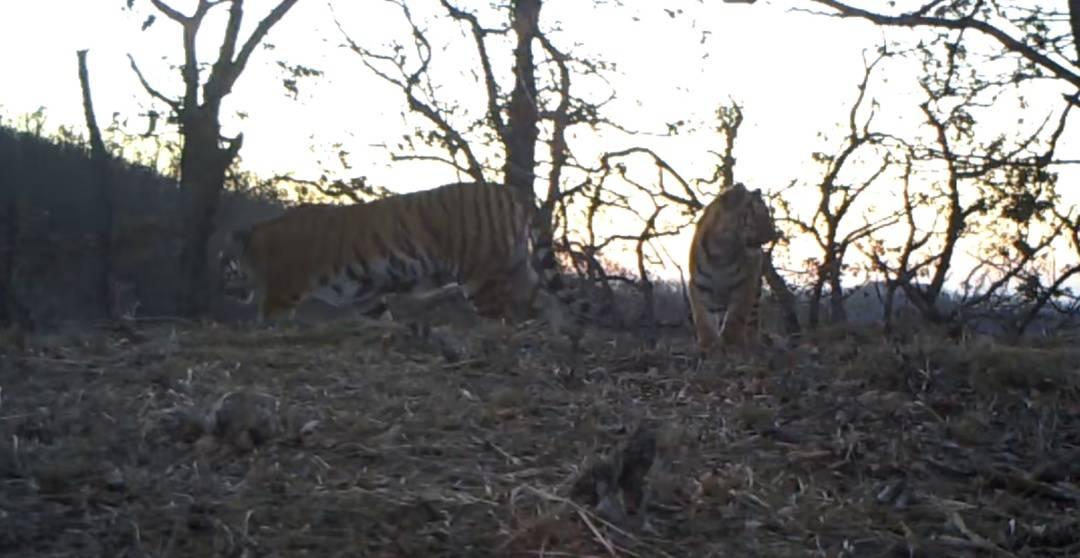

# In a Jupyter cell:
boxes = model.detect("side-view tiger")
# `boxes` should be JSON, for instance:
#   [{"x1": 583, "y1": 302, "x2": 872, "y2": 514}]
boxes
[
  {"x1": 687, "y1": 182, "x2": 779, "y2": 354},
  {"x1": 217, "y1": 181, "x2": 587, "y2": 339}
]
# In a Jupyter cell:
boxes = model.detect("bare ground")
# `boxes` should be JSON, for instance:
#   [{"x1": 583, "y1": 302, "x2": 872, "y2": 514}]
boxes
[{"x1": 1, "y1": 317, "x2": 1079, "y2": 557}]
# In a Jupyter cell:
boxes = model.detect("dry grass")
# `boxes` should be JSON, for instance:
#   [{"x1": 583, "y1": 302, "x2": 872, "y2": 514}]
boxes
[{"x1": 1, "y1": 318, "x2": 1079, "y2": 557}]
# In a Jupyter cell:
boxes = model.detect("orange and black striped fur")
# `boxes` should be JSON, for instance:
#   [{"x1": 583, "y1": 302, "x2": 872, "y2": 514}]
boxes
[
  {"x1": 688, "y1": 182, "x2": 778, "y2": 353},
  {"x1": 218, "y1": 182, "x2": 586, "y2": 336}
]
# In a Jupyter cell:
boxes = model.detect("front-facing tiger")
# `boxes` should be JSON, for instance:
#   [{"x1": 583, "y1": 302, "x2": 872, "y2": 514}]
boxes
[
  {"x1": 688, "y1": 182, "x2": 778, "y2": 354},
  {"x1": 217, "y1": 181, "x2": 585, "y2": 338}
]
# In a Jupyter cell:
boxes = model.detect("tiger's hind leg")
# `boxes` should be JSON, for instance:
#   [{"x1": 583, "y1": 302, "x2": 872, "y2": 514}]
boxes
[
  {"x1": 466, "y1": 264, "x2": 582, "y2": 347},
  {"x1": 462, "y1": 275, "x2": 521, "y2": 324},
  {"x1": 718, "y1": 275, "x2": 763, "y2": 352}
]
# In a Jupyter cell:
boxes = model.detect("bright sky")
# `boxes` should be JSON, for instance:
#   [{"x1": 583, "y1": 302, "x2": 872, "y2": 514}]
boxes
[{"x1": 2, "y1": 0, "x2": 1077, "y2": 288}]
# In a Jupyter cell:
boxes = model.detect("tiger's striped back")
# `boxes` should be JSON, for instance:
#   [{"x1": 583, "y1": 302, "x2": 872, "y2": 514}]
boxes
[
  {"x1": 687, "y1": 182, "x2": 778, "y2": 353},
  {"x1": 218, "y1": 182, "x2": 585, "y2": 338}
]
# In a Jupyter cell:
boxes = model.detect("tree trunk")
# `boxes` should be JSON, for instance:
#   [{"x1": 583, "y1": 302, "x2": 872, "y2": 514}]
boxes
[
  {"x1": 635, "y1": 221, "x2": 656, "y2": 328},
  {"x1": 827, "y1": 249, "x2": 846, "y2": 323},
  {"x1": 77, "y1": 49, "x2": 114, "y2": 320},
  {"x1": 504, "y1": 0, "x2": 541, "y2": 207},
  {"x1": 763, "y1": 253, "x2": 801, "y2": 335},
  {"x1": 808, "y1": 261, "x2": 825, "y2": 327},
  {"x1": 1064, "y1": 0, "x2": 1078, "y2": 64},
  {"x1": 504, "y1": 0, "x2": 558, "y2": 289},
  {"x1": 176, "y1": 113, "x2": 233, "y2": 318},
  {"x1": 882, "y1": 279, "x2": 897, "y2": 333}
]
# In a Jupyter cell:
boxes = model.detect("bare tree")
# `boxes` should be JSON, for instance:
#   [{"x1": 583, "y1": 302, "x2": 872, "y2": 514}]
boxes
[
  {"x1": 1007, "y1": 203, "x2": 1080, "y2": 334},
  {"x1": 127, "y1": 0, "x2": 299, "y2": 317},
  {"x1": 76, "y1": 49, "x2": 115, "y2": 320},
  {"x1": 859, "y1": 150, "x2": 925, "y2": 331},
  {"x1": 908, "y1": 42, "x2": 1069, "y2": 325},
  {"x1": 773, "y1": 1, "x2": 1080, "y2": 333},
  {"x1": 335, "y1": 0, "x2": 617, "y2": 247},
  {"x1": 587, "y1": 147, "x2": 695, "y2": 327},
  {"x1": 948, "y1": 96, "x2": 1077, "y2": 335},
  {"x1": 772, "y1": 51, "x2": 903, "y2": 326}
]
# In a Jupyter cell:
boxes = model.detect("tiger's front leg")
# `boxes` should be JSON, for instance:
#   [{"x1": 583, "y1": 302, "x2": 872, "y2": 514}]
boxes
[
  {"x1": 255, "y1": 288, "x2": 301, "y2": 329},
  {"x1": 718, "y1": 310, "x2": 749, "y2": 348},
  {"x1": 695, "y1": 313, "x2": 755, "y2": 369},
  {"x1": 688, "y1": 284, "x2": 722, "y2": 356},
  {"x1": 693, "y1": 306, "x2": 758, "y2": 364}
]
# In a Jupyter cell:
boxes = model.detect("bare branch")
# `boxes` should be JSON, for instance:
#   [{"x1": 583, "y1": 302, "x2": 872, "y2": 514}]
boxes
[
  {"x1": 272, "y1": 174, "x2": 392, "y2": 204},
  {"x1": 597, "y1": 147, "x2": 701, "y2": 210},
  {"x1": 205, "y1": 0, "x2": 300, "y2": 103},
  {"x1": 441, "y1": 1, "x2": 509, "y2": 143},
  {"x1": 806, "y1": 0, "x2": 1080, "y2": 89},
  {"x1": 231, "y1": 0, "x2": 300, "y2": 88},
  {"x1": 148, "y1": 0, "x2": 189, "y2": 23},
  {"x1": 537, "y1": 32, "x2": 572, "y2": 217},
  {"x1": 127, "y1": 54, "x2": 180, "y2": 111},
  {"x1": 333, "y1": 3, "x2": 486, "y2": 182},
  {"x1": 389, "y1": 153, "x2": 477, "y2": 178}
]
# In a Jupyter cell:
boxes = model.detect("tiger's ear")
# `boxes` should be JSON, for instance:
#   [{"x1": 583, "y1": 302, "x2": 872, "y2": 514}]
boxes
[{"x1": 721, "y1": 182, "x2": 750, "y2": 207}]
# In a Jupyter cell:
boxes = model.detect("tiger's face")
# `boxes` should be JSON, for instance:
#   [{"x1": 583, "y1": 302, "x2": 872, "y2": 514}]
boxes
[
  {"x1": 729, "y1": 183, "x2": 779, "y2": 247},
  {"x1": 218, "y1": 229, "x2": 256, "y2": 303}
]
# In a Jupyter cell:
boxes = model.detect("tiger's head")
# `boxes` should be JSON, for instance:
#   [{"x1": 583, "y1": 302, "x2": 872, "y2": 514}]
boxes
[
  {"x1": 218, "y1": 228, "x2": 257, "y2": 303},
  {"x1": 723, "y1": 182, "x2": 779, "y2": 247}
]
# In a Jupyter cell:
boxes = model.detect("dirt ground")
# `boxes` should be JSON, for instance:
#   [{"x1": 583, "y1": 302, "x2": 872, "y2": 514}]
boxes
[{"x1": 1, "y1": 316, "x2": 1079, "y2": 557}]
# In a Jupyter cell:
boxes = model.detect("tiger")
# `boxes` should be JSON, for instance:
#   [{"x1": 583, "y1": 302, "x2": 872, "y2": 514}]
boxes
[
  {"x1": 687, "y1": 182, "x2": 779, "y2": 354},
  {"x1": 217, "y1": 181, "x2": 587, "y2": 339}
]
